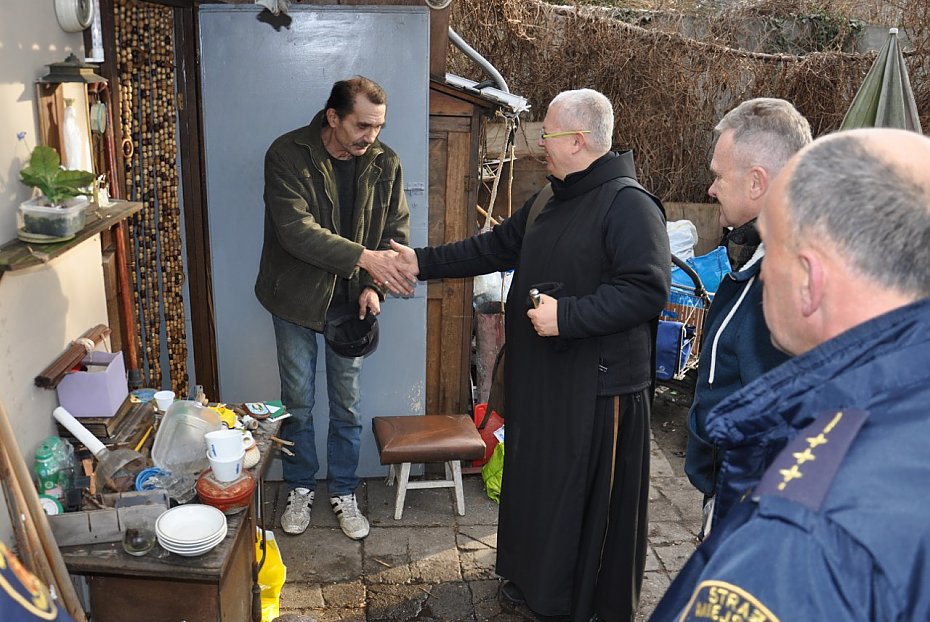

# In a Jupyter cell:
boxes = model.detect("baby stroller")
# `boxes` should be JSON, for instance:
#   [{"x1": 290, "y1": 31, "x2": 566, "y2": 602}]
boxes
[{"x1": 656, "y1": 254, "x2": 715, "y2": 383}]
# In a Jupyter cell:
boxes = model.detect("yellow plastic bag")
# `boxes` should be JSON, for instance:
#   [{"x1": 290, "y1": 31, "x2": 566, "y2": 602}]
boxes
[
  {"x1": 481, "y1": 441, "x2": 504, "y2": 503},
  {"x1": 256, "y1": 528, "x2": 286, "y2": 621}
]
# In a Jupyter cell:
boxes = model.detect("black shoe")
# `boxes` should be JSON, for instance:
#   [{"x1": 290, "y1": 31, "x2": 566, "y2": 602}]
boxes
[{"x1": 500, "y1": 580, "x2": 526, "y2": 606}]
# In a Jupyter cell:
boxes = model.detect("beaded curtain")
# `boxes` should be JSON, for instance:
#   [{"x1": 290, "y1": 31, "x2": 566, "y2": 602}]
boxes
[{"x1": 114, "y1": 0, "x2": 189, "y2": 396}]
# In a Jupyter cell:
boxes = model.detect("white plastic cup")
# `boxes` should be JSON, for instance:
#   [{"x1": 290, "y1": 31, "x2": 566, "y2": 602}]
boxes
[
  {"x1": 208, "y1": 450, "x2": 244, "y2": 483},
  {"x1": 205, "y1": 429, "x2": 243, "y2": 460},
  {"x1": 153, "y1": 390, "x2": 175, "y2": 412}
]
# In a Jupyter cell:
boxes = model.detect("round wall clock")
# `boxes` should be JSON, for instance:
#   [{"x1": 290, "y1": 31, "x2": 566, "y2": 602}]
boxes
[{"x1": 55, "y1": 0, "x2": 94, "y2": 33}]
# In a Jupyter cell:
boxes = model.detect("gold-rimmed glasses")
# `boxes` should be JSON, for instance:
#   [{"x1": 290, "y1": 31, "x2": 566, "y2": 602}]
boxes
[{"x1": 540, "y1": 129, "x2": 591, "y2": 140}]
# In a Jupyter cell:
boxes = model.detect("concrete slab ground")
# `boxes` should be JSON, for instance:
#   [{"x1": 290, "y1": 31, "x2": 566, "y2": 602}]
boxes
[{"x1": 263, "y1": 430, "x2": 700, "y2": 622}]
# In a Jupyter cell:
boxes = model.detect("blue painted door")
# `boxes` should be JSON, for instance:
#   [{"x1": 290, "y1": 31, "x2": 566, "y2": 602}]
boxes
[{"x1": 198, "y1": 5, "x2": 429, "y2": 477}]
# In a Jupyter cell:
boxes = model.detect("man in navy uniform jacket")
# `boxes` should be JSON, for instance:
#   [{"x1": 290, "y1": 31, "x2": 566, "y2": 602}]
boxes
[{"x1": 652, "y1": 128, "x2": 930, "y2": 621}]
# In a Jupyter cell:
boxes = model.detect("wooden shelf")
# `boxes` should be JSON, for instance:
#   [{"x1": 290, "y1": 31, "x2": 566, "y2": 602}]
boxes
[{"x1": 0, "y1": 201, "x2": 142, "y2": 273}]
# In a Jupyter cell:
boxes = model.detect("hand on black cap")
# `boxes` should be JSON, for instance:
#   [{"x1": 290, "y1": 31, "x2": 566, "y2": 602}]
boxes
[{"x1": 359, "y1": 288, "x2": 381, "y2": 320}]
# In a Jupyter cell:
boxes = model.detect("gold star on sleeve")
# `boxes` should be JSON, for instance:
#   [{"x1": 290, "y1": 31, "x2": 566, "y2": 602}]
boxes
[
  {"x1": 777, "y1": 464, "x2": 803, "y2": 490},
  {"x1": 806, "y1": 433, "x2": 828, "y2": 449},
  {"x1": 792, "y1": 448, "x2": 816, "y2": 464}
]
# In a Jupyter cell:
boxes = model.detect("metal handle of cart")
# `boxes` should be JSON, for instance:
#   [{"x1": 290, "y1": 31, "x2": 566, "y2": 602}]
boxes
[
  {"x1": 662, "y1": 254, "x2": 713, "y2": 380},
  {"x1": 670, "y1": 254, "x2": 710, "y2": 302}
]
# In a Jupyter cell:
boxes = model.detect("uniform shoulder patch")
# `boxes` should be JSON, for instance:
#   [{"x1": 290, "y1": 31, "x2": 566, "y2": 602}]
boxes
[
  {"x1": 679, "y1": 580, "x2": 779, "y2": 622},
  {"x1": 0, "y1": 541, "x2": 58, "y2": 620},
  {"x1": 754, "y1": 408, "x2": 868, "y2": 511}
]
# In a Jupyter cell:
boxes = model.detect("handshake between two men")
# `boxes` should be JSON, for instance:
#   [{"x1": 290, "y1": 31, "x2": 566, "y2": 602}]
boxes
[
  {"x1": 354, "y1": 239, "x2": 561, "y2": 338},
  {"x1": 355, "y1": 239, "x2": 420, "y2": 298}
]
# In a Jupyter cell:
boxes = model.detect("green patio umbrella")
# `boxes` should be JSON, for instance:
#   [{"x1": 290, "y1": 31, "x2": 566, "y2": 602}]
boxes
[{"x1": 840, "y1": 28, "x2": 923, "y2": 133}]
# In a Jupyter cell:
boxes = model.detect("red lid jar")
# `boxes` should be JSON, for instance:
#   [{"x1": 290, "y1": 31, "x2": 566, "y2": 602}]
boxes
[{"x1": 196, "y1": 469, "x2": 255, "y2": 514}]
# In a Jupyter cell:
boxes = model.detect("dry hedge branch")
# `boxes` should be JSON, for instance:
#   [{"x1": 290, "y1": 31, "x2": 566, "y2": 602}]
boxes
[{"x1": 449, "y1": 0, "x2": 930, "y2": 202}]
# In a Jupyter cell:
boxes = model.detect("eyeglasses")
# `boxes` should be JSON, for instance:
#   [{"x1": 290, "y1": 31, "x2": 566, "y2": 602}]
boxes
[{"x1": 540, "y1": 129, "x2": 591, "y2": 141}]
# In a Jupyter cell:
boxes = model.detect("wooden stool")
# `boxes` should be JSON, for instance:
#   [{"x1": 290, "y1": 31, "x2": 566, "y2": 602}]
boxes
[{"x1": 372, "y1": 415, "x2": 486, "y2": 520}]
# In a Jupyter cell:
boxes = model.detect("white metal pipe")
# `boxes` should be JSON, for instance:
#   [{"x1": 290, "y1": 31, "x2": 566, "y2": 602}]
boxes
[{"x1": 448, "y1": 27, "x2": 510, "y2": 93}]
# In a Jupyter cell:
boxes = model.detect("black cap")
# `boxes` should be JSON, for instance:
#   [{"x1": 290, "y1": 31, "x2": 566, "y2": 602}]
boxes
[{"x1": 324, "y1": 302, "x2": 380, "y2": 358}]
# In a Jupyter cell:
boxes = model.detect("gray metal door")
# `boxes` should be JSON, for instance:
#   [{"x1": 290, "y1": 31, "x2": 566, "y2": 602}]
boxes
[{"x1": 199, "y1": 5, "x2": 428, "y2": 477}]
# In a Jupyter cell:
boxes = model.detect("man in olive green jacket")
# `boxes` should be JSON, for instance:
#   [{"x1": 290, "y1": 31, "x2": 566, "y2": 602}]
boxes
[{"x1": 255, "y1": 76, "x2": 410, "y2": 539}]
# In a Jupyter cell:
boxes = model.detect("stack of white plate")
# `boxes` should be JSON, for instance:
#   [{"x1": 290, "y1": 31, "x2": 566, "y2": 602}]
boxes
[{"x1": 155, "y1": 504, "x2": 228, "y2": 557}]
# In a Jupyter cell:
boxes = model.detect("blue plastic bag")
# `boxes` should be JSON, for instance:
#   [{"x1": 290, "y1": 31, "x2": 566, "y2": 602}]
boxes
[
  {"x1": 656, "y1": 320, "x2": 695, "y2": 380},
  {"x1": 671, "y1": 246, "x2": 731, "y2": 294}
]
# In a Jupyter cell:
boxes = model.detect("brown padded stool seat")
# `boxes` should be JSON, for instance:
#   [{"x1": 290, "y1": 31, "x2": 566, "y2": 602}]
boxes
[
  {"x1": 373, "y1": 414, "x2": 486, "y2": 464},
  {"x1": 372, "y1": 415, "x2": 486, "y2": 519}
]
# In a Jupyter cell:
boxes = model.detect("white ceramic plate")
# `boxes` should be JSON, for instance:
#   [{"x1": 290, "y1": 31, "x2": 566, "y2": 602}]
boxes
[
  {"x1": 157, "y1": 523, "x2": 226, "y2": 546},
  {"x1": 156, "y1": 524, "x2": 226, "y2": 549},
  {"x1": 159, "y1": 539, "x2": 223, "y2": 557},
  {"x1": 156, "y1": 524, "x2": 227, "y2": 549},
  {"x1": 155, "y1": 504, "x2": 226, "y2": 544},
  {"x1": 157, "y1": 531, "x2": 225, "y2": 554}
]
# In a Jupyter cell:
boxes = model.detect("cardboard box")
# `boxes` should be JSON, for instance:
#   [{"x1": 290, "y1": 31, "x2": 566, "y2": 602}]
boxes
[{"x1": 57, "y1": 351, "x2": 129, "y2": 418}]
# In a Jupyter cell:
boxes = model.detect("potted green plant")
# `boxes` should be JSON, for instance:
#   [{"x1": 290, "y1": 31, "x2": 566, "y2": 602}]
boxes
[{"x1": 18, "y1": 145, "x2": 95, "y2": 240}]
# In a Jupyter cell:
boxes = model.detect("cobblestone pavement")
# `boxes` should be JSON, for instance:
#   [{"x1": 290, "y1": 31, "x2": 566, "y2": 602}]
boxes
[{"x1": 264, "y1": 418, "x2": 701, "y2": 621}]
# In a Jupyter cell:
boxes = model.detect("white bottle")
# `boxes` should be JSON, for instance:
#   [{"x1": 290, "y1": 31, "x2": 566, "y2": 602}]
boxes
[{"x1": 62, "y1": 98, "x2": 91, "y2": 173}]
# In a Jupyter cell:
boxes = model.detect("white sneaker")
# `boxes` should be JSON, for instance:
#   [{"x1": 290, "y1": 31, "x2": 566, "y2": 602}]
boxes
[
  {"x1": 330, "y1": 493, "x2": 369, "y2": 540},
  {"x1": 281, "y1": 488, "x2": 314, "y2": 535}
]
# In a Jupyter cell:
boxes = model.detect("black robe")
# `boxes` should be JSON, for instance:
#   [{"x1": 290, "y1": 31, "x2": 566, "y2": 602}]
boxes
[{"x1": 416, "y1": 152, "x2": 670, "y2": 620}]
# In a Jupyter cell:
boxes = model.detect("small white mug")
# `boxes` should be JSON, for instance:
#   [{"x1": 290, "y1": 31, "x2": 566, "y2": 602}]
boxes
[
  {"x1": 208, "y1": 449, "x2": 245, "y2": 483},
  {"x1": 205, "y1": 429, "x2": 243, "y2": 460}
]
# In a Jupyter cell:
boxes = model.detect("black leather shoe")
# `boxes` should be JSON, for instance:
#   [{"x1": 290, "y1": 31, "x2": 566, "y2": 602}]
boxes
[{"x1": 500, "y1": 580, "x2": 526, "y2": 606}]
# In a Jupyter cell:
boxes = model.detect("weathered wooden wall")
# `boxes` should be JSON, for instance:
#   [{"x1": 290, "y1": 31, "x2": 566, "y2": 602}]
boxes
[{"x1": 425, "y1": 84, "x2": 493, "y2": 415}]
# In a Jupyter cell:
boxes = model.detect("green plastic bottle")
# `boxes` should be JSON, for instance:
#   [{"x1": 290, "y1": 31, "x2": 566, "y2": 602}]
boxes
[{"x1": 34, "y1": 440, "x2": 62, "y2": 500}]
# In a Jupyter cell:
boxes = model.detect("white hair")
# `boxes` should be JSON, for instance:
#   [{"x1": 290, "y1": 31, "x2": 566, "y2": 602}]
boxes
[{"x1": 549, "y1": 89, "x2": 614, "y2": 152}]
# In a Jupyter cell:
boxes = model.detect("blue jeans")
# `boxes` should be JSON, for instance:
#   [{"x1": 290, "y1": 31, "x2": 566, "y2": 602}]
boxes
[{"x1": 272, "y1": 314, "x2": 363, "y2": 496}]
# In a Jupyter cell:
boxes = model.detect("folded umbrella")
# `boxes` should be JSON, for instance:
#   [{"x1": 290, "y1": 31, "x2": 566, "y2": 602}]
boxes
[{"x1": 840, "y1": 27, "x2": 922, "y2": 133}]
